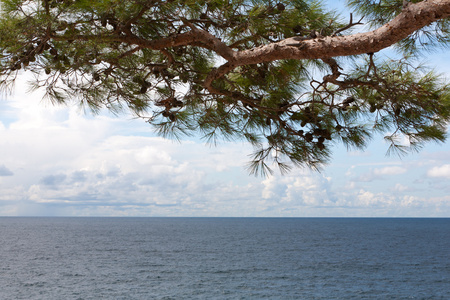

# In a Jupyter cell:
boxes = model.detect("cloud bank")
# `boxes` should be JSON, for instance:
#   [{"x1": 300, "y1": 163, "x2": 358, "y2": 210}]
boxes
[{"x1": 0, "y1": 80, "x2": 449, "y2": 217}]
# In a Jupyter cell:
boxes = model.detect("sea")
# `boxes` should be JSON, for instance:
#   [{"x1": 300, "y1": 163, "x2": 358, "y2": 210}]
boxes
[{"x1": 0, "y1": 217, "x2": 448, "y2": 299}]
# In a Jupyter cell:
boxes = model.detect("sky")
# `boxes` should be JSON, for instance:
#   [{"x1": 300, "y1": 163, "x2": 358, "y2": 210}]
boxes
[{"x1": 0, "y1": 2, "x2": 449, "y2": 217}]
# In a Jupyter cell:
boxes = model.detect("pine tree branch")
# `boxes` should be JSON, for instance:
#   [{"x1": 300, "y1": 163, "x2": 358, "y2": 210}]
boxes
[
  {"x1": 234, "y1": 0, "x2": 450, "y2": 64},
  {"x1": 203, "y1": 0, "x2": 450, "y2": 94}
]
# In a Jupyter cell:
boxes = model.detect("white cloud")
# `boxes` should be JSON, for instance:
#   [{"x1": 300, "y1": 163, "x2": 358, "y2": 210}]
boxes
[
  {"x1": 261, "y1": 170, "x2": 336, "y2": 207},
  {"x1": 356, "y1": 190, "x2": 394, "y2": 207},
  {"x1": 353, "y1": 165, "x2": 407, "y2": 182},
  {"x1": 135, "y1": 146, "x2": 173, "y2": 165},
  {"x1": 427, "y1": 164, "x2": 450, "y2": 178},
  {"x1": 373, "y1": 166, "x2": 407, "y2": 176},
  {"x1": 393, "y1": 183, "x2": 409, "y2": 192}
]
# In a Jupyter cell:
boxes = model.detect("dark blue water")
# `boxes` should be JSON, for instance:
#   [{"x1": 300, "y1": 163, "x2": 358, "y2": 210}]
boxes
[{"x1": 0, "y1": 218, "x2": 448, "y2": 299}]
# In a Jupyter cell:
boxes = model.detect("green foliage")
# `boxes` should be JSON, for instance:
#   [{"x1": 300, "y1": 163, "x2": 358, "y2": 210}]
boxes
[{"x1": 0, "y1": 0, "x2": 449, "y2": 175}]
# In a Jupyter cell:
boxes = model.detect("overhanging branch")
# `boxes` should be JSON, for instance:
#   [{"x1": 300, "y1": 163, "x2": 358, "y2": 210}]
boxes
[
  {"x1": 203, "y1": 0, "x2": 450, "y2": 93},
  {"x1": 234, "y1": 0, "x2": 450, "y2": 64}
]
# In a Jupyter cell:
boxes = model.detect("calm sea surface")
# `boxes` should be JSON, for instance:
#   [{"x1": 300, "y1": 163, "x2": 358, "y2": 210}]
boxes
[{"x1": 0, "y1": 217, "x2": 448, "y2": 299}]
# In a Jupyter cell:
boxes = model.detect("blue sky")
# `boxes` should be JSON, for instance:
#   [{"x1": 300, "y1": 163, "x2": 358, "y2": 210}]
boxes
[{"x1": 0, "y1": 1, "x2": 449, "y2": 217}]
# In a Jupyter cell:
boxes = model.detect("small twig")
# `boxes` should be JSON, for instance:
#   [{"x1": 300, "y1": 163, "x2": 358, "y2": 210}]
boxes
[
  {"x1": 366, "y1": 52, "x2": 377, "y2": 76},
  {"x1": 332, "y1": 13, "x2": 364, "y2": 36}
]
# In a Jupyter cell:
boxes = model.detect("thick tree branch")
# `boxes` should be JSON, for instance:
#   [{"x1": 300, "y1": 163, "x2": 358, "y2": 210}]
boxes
[
  {"x1": 199, "y1": 0, "x2": 450, "y2": 94},
  {"x1": 233, "y1": 0, "x2": 450, "y2": 65},
  {"x1": 204, "y1": 62, "x2": 236, "y2": 94},
  {"x1": 181, "y1": 19, "x2": 237, "y2": 61}
]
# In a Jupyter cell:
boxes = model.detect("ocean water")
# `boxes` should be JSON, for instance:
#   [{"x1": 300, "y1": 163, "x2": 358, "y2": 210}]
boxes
[{"x1": 0, "y1": 218, "x2": 448, "y2": 299}]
